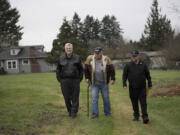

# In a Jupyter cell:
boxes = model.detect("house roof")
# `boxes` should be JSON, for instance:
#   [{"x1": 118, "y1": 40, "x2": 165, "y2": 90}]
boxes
[
  {"x1": 140, "y1": 51, "x2": 164, "y2": 57},
  {"x1": 0, "y1": 45, "x2": 47, "y2": 60}
]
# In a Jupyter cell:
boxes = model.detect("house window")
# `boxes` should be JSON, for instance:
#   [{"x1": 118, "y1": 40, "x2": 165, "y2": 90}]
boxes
[
  {"x1": 7, "y1": 60, "x2": 17, "y2": 69},
  {"x1": 10, "y1": 49, "x2": 16, "y2": 55},
  {"x1": 10, "y1": 49, "x2": 20, "y2": 55},
  {"x1": 12, "y1": 61, "x2": 16, "y2": 68},
  {"x1": 8, "y1": 61, "x2": 11, "y2": 69},
  {"x1": 22, "y1": 59, "x2": 29, "y2": 65}
]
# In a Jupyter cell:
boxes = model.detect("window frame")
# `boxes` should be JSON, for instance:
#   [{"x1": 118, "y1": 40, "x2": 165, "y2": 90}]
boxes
[
  {"x1": 22, "y1": 59, "x2": 29, "y2": 65},
  {"x1": 7, "y1": 60, "x2": 17, "y2": 69}
]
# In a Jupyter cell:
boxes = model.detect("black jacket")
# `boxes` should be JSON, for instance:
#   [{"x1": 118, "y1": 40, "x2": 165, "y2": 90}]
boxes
[
  {"x1": 123, "y1": 60, "x2": 152, "y2": 89},
  {"x1": 56, "y1": 53, "x2": 83, "y2": 83}
]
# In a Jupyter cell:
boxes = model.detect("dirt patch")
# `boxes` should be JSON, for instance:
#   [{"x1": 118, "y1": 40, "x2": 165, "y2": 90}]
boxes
[
  {"x1": 151, "y1": 84, "x2": 180, "y2": 97},
  {"x1": 0, "y1": 105, "x2": 67, "y2": 135},
  {"x1": 0, "y1": 125, "x2": 19, "y2": 135}
]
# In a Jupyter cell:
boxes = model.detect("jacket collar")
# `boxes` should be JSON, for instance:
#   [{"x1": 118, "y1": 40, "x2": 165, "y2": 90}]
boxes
[
  {"x1": 65, "y1": 53, "x2": 73, "y2": 59},
  {"x1": 131, "y1": 59, "x2": 143, "y2": 65}
]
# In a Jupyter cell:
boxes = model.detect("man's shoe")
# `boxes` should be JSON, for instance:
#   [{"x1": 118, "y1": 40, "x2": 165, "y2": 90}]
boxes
[
  {"x1": 105, "y1": 114, "x2": 112, "y2": 117},
  {"x1": 133, "y1": 117, "x2": 139, "y2": 121},
  {"x1": 91, "y1": 115, "x2": 98, "y2": 119},
  {"x1": 143, "y1": 117, "x2": 149, "y2": 124},
  {"x1": 71, "y1": 113, "x2": 77, "y2": 119}
]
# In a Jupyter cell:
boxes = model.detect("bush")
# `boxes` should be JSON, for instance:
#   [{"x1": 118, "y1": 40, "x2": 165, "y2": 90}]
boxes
[{"x1": 0, "y1": 67, "x2": 7, "y2": 75}]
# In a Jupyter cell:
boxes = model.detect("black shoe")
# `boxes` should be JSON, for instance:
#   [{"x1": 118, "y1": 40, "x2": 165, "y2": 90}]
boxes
[
  {"x1": 71, "y1": 113, "x2": 77, "y2": 119},
  {"x1": 143, "y1": 117, "x2": 149, "y2": 124},
  {"x1": 105, "y1": 114, "x2": 112, "y2": 117},
  {"x1": 133, "y1": 117, "x2": 139, "y2": 121},
  {"x1": 68, "y1": 113, "x2": 71, "y2": 117}
]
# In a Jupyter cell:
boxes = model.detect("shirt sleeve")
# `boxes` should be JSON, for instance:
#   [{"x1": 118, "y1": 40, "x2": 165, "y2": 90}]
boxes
[
  {"x1": 106, "y1": 56, "x2": 115, "y2": 81},
  {"x1": 122, "y1": 64, "x2": 128, "y2": 87},
  {"x1": 144, "y1": 64, "x2": 152, "y2": 87},
  {"x1": 84, "y1": 56, "x2": 91, "y2": 80},
  {"x1": 78, "y1": 57, "x2": 84, "y2": 81},
  {"x1": 56, "y1": 58, "x2": 61, "y2": 83}
]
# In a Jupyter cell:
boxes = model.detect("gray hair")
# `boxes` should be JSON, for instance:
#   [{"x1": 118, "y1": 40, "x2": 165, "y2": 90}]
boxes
[{"x1": 65, "y1": 43, "x2": 73, "y2": 48}]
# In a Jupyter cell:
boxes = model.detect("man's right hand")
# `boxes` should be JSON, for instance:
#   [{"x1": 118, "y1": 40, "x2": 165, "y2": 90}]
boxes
[
  {"x1": 123, "y1": 86, "x2": 127, "y2": 89},
  {"x1": 85, "y1": 79, "x2": 89, "y2": 83}
]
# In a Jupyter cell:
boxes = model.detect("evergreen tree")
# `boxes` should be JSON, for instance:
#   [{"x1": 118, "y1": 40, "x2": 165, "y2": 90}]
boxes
[
  {"x1": 100, "y1": 15, "x2": 123, "y2": 48},
  {"x1": 140, "y1": 0, "x2": 174, "y2": 51},
  {"x1": 0, "y1": 0, "x2": 23, "y2": 50},
  {"x1": 81, "y1": 15, "x2": 95, "y2": 47},
  {"x1": 71, "y1": 12, "x2": 82, "y2": 41},
  {"x1": 92, "y1": 19, "x2": 101, "y2": 40},
  {"x1": 47, "y1": 18, "x2": 88, "y2": 63}
]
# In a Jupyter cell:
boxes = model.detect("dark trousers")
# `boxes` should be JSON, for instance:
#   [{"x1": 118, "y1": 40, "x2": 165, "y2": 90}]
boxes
[
  {"x1": 129, "y1": 87, "x2": 148, "y2": 119},
  {"x1": 60, "y1": 79, "x2": 80, "y2": 115}
]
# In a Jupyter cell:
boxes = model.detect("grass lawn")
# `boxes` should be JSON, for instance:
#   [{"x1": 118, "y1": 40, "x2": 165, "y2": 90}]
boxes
[{"x1": 0, "y1": 70, "x2": 180, "y2": 135}]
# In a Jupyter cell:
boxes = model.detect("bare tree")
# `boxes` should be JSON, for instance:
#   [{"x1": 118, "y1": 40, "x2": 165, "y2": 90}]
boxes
[
  {"x1": 87, "y1": 39, "x2": 133, "y2": 60},
  {"x1": 87, "y1": 40, "x2": 105, "y2": 54},
  {"x1": 163, "y1": 33, "x2": 180, "y2": 69}
]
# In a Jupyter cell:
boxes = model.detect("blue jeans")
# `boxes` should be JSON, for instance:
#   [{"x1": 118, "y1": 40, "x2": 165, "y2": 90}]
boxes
[{"x1": 91, "y1": 83, "x2": 111, "y2": 116}]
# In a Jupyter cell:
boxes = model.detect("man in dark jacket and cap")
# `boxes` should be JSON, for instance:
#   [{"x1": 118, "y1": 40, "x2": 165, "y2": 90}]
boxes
[
  {"x1": 56, "y1": 43, "x2": 83, "y2": 118},
  {"x1": 122, "y1": 50, "x2": 152, "y2": 124}
]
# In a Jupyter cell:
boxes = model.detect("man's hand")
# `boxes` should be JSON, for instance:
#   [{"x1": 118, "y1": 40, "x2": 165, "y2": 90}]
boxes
[
  {"x1": 123, "y1": 86, "x2": 127, "y2": 89},
  {"x1": 111, "y1": 80, "x2": 115, "y2": 85},
  {"x1": 85, "y1": 79, "x2": 89, "y2": 83}
]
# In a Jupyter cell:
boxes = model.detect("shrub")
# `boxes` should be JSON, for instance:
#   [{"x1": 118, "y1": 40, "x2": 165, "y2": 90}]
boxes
[{"x1": 0, "y1": 67, "x2": 7, "y2": 75}]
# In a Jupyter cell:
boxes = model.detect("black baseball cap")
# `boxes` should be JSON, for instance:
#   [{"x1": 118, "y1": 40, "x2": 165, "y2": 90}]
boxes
[
  {"x1": 94, "y1": 47, "x2": 102, "y2": 54},
  {"x1": 131, "y1": 50, "x2": 139, "y2": 57}
]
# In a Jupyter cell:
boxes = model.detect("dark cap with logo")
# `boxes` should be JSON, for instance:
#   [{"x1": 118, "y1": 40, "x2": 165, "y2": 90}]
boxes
[
  {"x1": 94, "y1": 47, "x2": 102, "y2": 54},
  {"x1": 131, "y1": 50, "x2": 139, "y2": 57}
]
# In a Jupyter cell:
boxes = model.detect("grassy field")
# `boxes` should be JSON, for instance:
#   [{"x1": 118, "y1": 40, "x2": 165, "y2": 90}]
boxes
[{"x1": 0, "y1": 70, "x2": 180, "y2": 135}]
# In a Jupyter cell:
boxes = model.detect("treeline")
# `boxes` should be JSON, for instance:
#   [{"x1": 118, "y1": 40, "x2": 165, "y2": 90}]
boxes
[
  {"x1": 132, "y1": 0, "x2": 180, "y2": 69},
  {"x1": 132, "y1": 0, "x2": 174, "y2": 51},
  {"x1": 47, "y1": 0, "x2": 178, "y2": 64},
  {"x1": 47, "y1": 13, "x2": 124, "y2": 63},
  {"x1": 0, "y1": 0, "x2": 179, "y2": 68}
]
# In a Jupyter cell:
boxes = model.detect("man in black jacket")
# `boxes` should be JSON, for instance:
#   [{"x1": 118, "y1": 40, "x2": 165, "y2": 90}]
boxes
[
  {"x1": 122, "y1": 50, "x2": 152, "y2": 124},
  {"x1": 56, "y1": 43, "x2": 83, "y2": 118}
]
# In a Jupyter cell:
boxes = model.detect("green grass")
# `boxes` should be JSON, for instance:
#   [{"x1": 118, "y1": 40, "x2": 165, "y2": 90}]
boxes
[{"x1": 0, "y1": 70, "x2": 180, "y2": 135}]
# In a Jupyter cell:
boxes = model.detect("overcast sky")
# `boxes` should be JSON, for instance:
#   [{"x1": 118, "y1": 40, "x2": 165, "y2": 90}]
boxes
[{"x1": 9, "y1": 0, "x2": 180, "y2": 51}]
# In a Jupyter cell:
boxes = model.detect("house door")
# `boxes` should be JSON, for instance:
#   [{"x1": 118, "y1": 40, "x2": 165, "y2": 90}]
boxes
[{"x1": 31, "y1": 59, "x2": 40, "y2": 73}]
